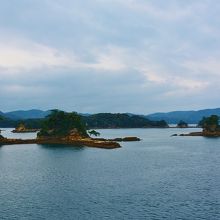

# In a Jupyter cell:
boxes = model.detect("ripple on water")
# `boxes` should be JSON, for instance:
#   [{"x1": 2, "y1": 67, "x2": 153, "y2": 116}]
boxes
[{"x1": 0, "y1": 128, "x2": 220, "y2": 219}]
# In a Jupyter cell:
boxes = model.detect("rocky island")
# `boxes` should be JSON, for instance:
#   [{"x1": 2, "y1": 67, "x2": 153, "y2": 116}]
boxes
[
  {"x1": 12, "y1": 123, "x2": 39, "y2": 133},
  {"x1": 0, "y1": 110, "x2": 141, "y2": 149},
  {"x1": 177, "y1": 120, "x2": 188, "y2": 128},
  {"x1": 179, "y1": 115, "x2": 220, "y2": 137}
]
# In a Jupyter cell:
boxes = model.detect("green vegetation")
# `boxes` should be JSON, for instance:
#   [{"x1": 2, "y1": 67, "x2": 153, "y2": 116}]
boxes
[
  {"x1": 83, "y1": 113, "x2": 168, "y2": 128},
  {"x1": 177, "y1": 120, "x2": 188, "y2": 128},
  {"x1": 0, "y1": 117, "x2": 44, "y2": 129},
  {"x1": 21, "y1": 119, "x2": 44, "y2": 129},
  {"x1": 15, "y1": 123, "x2": 26, "y2": 130},
  {"x1": 37, "y1": 110, "x2": 88, "y2": 138},
  {"x1": 198, "y1": 115, "x2": 220, "y2": 132},
  {"x1": 0, "y1": 116, "x2": 16, "y2": 127},
  {"x1": 0, "y1": 111, "x2": 168, "y2": 129}
]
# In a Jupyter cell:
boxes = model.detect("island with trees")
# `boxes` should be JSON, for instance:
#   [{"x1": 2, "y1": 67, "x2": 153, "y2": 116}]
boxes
[
  {"x1": 180, "y1": 115, "x2": 220, "y2": 137},
  {"x1": 12, "y1": 123, "x2": 39, "y2": 133},
  {"x1": 0, "y1": 110, "x2": 141, "y2": 149},
  {"x1": 177, "y1": 120, "x2": 188, "y2": 128}
]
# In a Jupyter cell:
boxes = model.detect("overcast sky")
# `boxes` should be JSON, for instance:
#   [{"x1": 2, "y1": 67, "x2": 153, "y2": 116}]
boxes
[{"x1": 0, "y1": 0, "x2": 220, "y2": 114}]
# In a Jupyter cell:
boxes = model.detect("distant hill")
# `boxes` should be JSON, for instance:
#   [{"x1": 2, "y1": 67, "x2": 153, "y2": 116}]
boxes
[
  {"x1": 82, "y1": 113, "x2": 168, "y2": 128},
  {"x1": 0, "y1": 111, "x2": 5, "y2": 117},
  {"x1": 0, "y1": 112, "x2": 168, "y2": 128},
  {"x1": 2, "y1": 109, "x2": 51, "y2": 120},
  {"x1": 0, "y1": 109, "x2": 91, "y2": 120},
  {"x1": 1, "y1": 108, "x2": 220, "y2": 127},
  {"x1": 146, "y1": 108, "x2": 220, "y2": 124}
]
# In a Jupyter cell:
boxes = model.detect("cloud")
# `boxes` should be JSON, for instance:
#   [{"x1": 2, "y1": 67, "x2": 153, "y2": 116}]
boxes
[
  {"x1": 97, "y1": 0, "x2": 208, "y2": 24},
  {"x1": 0, "y1": 35, "x2": 129, "y2": 74},
  {"x1": 0, "y1": 38, "x2": 73, "y2": 73},
  {"x1": 183, "y1": 58, "x2": 220, "y2": 77},
  {"x1": 86, "y1": 46, "x2": 128, "y2": 71},
  {"x1": 0, "y1": 0, "x2": 220, "y2": 113}
]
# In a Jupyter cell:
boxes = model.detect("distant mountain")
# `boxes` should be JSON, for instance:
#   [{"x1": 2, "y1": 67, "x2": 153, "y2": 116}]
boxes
[
  {"x1": 146, "y1": 108, "x2": 220, "y2": 124},
  {"x1": 1, "y1": 108, "x2": 220, "y2": 125},
  {"x1": 2, "y1": 109, "x2": 51, "y2": 120}
]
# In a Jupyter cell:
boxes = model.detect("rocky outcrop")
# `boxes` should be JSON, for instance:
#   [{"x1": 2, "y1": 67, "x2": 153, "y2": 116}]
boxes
[
  {"x1": 0, "y1": 138, "x2": 36, "y2": 145},
  {"x1": 12, "y1": 124, "x2": 39, "y2": 133},
  {"x1": 180, "y1": 131, "x2": 220, "y2": 137},
  {"x1": 0, "y1": 136, "x2": 121, "y2": 149},
  {"x1": 0, "y1": 134, "x2": 142, "y2": 149},
  {"x1": 93, "y1": 137, "x2": 141, "y2": 142},
  {"x1": 36, "y1": 136, "x2": 121, "y2": 149},
  {"x1": 36, "y1": 127, "x2": 141, "y2": 148},
  {"x1": 171, "y1": 134, "x2": 178, "y2": 136}
]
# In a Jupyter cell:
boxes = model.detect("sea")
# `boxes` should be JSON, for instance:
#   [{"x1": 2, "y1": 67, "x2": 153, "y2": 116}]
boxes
[{"x1": 0, "y1": 128, "x2": 220, "y2": 220}]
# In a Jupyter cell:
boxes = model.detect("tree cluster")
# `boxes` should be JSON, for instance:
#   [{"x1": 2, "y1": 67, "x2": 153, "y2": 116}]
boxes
[
  {"x1": 37, "y1": 110, "x2": 88, "y2": 138},
  {"x1": 82, "y1": 113, "x2": 168, "y2": 128},
  {"x1": 198, "y1": 115, "x2": 220, "y2": 132},
  {"x1": 177, "y1": 120, "x2": 188, "y2": 128}
]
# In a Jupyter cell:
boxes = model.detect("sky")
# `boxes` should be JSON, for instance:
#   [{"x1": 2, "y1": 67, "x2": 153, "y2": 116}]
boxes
[{"x1": 0, "y1": 0, "x2": 220, "y2": 114}]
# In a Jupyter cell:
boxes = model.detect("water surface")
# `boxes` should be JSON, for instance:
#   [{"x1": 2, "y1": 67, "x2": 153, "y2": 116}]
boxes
[{"x1": 0, "y1": 128, "x2": 220, "y2": 219}]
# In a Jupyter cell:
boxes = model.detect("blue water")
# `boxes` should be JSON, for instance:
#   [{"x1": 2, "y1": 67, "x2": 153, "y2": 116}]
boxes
[{"x1": 0, "y1": 128, "x2": 220, "y2": 220}]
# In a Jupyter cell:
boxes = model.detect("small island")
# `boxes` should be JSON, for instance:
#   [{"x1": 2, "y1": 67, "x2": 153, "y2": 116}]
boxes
[
  {"x1": 12, "y1": 123, "x2": 39, "y2": 133},
  {"x1": 180, "y1": 115, "x2": 220, "y2": 137},
  {"x1": 0, "y1": 110, "x2": 141, "y2": 149},
  {"x1": 177, "y1": 120, "x2": 188, "y2": 128}
]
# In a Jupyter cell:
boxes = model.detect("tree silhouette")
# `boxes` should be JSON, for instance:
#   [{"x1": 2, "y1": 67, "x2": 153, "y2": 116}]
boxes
[{"x1": 88, "y1": 130, "x2": 100, "y2": 137}]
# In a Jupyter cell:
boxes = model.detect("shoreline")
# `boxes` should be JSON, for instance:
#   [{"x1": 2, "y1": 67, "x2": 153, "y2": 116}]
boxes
[
  {"x1": 0, "y1": 136, "x2": 141, "y2": 149},
  {"x1": 0, "y1": 138, "x2": 120, "y2": 149},
  {"x1": 179, "y1": 131, "x2": 220, "y2": 137},
  {"x1": 11, "y1": 129, "x2": 40, "y2": 133}
]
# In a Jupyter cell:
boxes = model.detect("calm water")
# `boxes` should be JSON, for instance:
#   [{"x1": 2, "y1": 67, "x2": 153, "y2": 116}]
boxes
[{"x1": 0, "y1": 128, "x2": 220, "y2": 220}]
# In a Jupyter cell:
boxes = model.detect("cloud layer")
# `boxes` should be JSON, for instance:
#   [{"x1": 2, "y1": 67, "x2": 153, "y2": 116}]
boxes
[{"x1": 0, "y1": 0, "x2": 220, "y2": 113}]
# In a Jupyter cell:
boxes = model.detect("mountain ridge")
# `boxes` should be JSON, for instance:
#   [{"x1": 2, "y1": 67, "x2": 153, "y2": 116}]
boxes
[
  {"x1": 1, "y1": 108, "x2": 220, "y2": 124},
  {"x1": 146, "y1": 108, "x2": 220, "y2": 123},
  {"x1": 1, "y1": 109, "x2": 51, "y2": 120}
]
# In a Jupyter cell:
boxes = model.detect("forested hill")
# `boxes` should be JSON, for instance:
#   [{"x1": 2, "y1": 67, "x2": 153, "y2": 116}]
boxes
[
  {"x1": 82, "y1": 113, "x2": 168, "y2": 128},
  {"x1": 1, "y1": 108, "x2": 220, "y2": 125},
  {"x1": 0, "y1": 109, "x2": 50, "y2": 120},
  {"x1": 0, "y1": 113, "x2": 168, "y2": 129}
]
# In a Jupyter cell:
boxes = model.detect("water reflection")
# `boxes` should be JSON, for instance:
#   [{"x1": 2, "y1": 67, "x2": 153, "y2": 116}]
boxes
[{"x1": 38, "y1": 144, "x2": 85, "y2": 151}]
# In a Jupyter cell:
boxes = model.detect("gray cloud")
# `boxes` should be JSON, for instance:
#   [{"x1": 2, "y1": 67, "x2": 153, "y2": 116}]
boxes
[{"x1": 0, "y1": 0, "x2": 220, "y2": 113}]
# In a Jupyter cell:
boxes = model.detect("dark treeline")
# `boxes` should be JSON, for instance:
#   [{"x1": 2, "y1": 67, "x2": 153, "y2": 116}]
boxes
[
  {"x1": 82, "y1": 113, "x2": 168, "y2": 128},
  {"x1": 198, "y1": 115, "x2": 220, "y2": 132},
  {"x1": 0, "y1": 118, "x2": 44, "y2": 129},
  {"x1": 0, "y1": 112, "x2": 168, "y2": 129}
]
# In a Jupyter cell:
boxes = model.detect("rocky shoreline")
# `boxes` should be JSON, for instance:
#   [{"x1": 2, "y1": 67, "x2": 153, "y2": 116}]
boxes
[
  {"x1": 0, "y1": 136, "x2": 141, "y2": 149},
  {"x1": 12, "y1": 124, "x2": 39, "y2": 133},
  {"x1": 179, "y1": 131, "x2": 220, "y2": 137},
  {"x1": 12, "y1": 129, "x2": 39, "y2": 133},
  {"x1": 92, "y1": 136, "x2": 141, "y2": 142}
]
